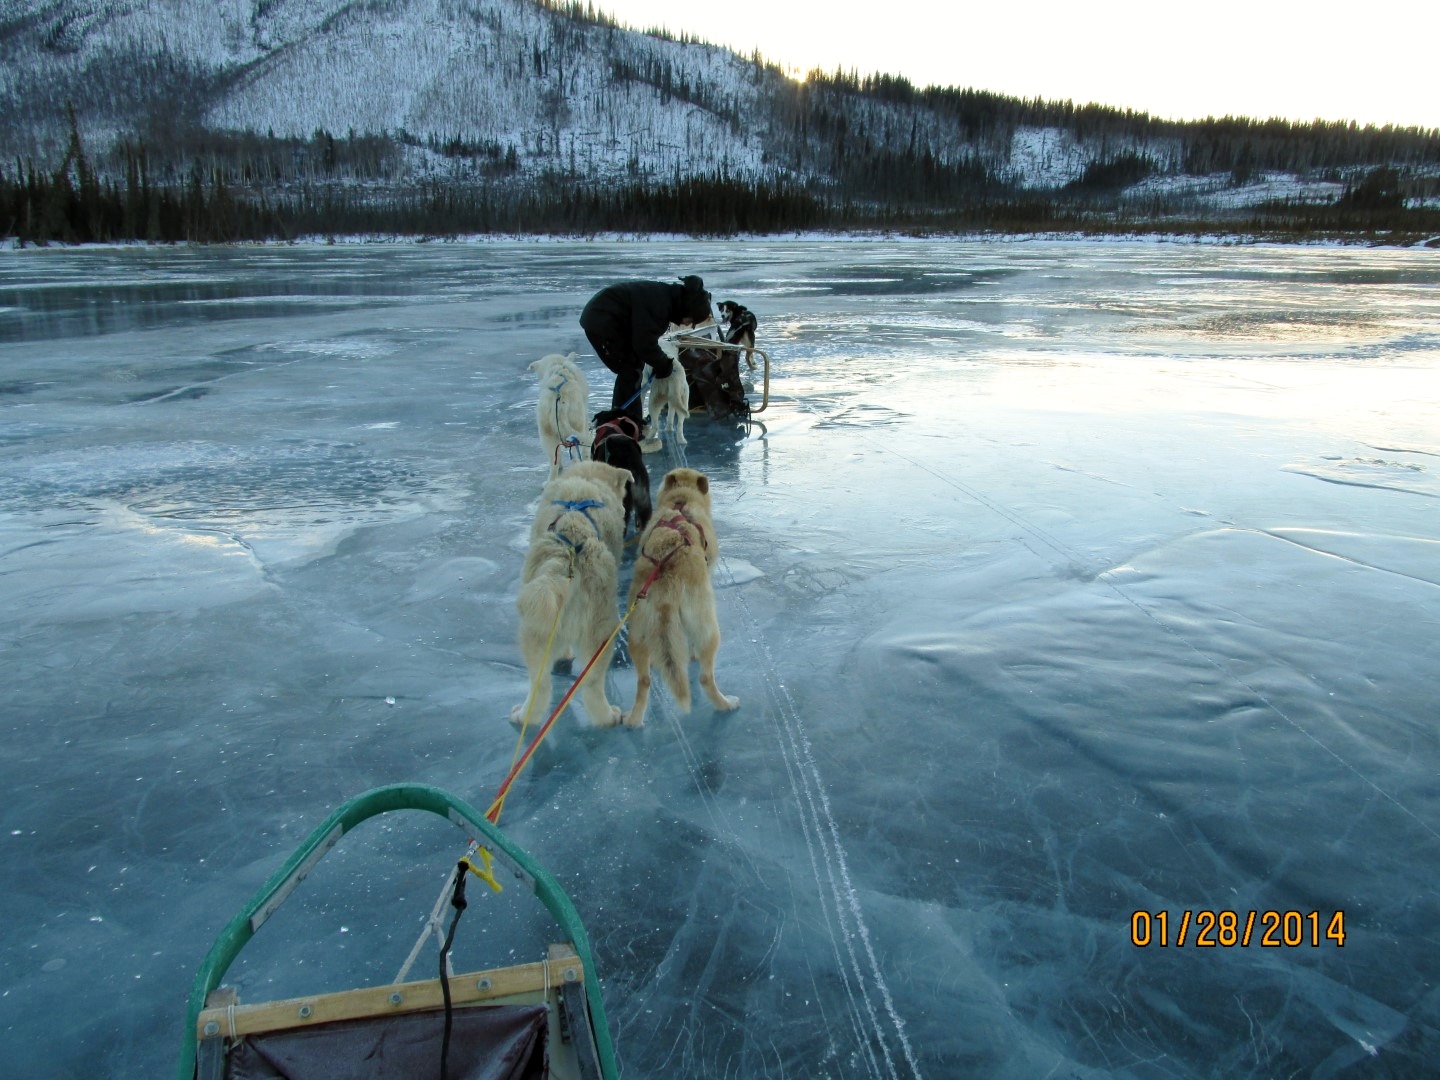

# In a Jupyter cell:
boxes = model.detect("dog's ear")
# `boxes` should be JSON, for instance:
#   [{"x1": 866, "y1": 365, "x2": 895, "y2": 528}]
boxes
[{"x1": 696, "y1": 474, "x2": 709, "y2": 495}]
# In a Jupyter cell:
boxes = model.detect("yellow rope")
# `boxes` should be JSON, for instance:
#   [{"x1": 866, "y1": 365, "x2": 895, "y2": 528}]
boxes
[{"x1": 460, "y1": 853, "x2": 503, "y2": 894}]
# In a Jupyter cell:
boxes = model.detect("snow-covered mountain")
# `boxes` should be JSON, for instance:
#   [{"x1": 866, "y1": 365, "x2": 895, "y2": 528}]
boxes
[
  {"x1": 0, "y1": 0, "x2": 1179, "y2": 184},
  {"x1": 3, "y1": 0, "x2": 786, "y2": 183},
  {"x1": 3, "y1": 0, "x2": 1435, "y2": 222}
]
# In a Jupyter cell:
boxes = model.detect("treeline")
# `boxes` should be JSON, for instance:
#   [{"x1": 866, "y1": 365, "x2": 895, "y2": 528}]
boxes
[
  {"x1": 9, "y1": 148, "x2": 1437, "y2": 245},
  {"x1": 3, "y1": 152, "x2": 270, "y2": 245},
  {"x1": 1178, "y1": 117, "x2": 1440, "y2": 177},
  {"x1": 575, "y1": 1, "x2": 1440, "y2": 177},
  {"x1": 0, "y1": 146, "x2": 833, "y2": 243},
  {"x1": 793, "y1": 68, "x2": 1440, "y2": 176}
]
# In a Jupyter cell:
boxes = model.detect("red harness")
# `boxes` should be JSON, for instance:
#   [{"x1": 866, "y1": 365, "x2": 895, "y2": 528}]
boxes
[
  {"x1": 653, "y1": 505, "x2": 706, "y2": 549},
  {"x1": 635, "y1": 506, "x2": 707, "y2": 599},
  {"x1": 593, "y1": 416, "x2": 643, "y2": 447}
]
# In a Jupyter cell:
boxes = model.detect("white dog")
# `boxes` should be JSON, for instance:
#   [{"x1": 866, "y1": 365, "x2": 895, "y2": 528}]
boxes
[
  {"x1": 640, "y1": 330, "x2": 694, "y2": 452},
  {"x1": 530, "y1": 352, "x2": 591, "y2": 477},
  {"x1": 622, "y1": 467, "x2": 739, "y2": 728},
  {"x1": 512, "y1": 460, "x2": 633, "y2": 731}
]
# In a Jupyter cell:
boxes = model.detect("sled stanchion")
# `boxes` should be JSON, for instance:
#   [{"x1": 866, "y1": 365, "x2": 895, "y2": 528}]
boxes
[{"x1": 752, "y1": 346, "x2": 770, "y2": 414}]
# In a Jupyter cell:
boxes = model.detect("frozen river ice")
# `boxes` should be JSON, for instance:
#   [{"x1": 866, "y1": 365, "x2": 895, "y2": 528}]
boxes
[{"x1": 2, "y1": 237, "x2": 1438, "y2": 1078}]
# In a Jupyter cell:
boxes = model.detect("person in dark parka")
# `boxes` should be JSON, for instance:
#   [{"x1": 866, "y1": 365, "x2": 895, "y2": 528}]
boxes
[{"x1": 579, "y1": 275, "x2": 713, "y2": 423}]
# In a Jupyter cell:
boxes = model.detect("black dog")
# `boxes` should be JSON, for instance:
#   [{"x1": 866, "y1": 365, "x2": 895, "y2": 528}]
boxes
[
  {"x1": 717, "y1": 300, "x2": 758, "y2": 370},
  {"x1": 591, "y1": 409, "x2": 652, "y2": 534}
]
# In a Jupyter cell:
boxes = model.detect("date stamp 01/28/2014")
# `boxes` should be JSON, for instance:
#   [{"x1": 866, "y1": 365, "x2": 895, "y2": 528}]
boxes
[{"x1": 1130, "y1": 910, "x2": 1346, "y2": 948}]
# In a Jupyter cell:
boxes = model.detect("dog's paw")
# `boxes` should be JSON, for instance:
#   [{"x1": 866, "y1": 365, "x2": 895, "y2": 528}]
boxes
[
  {"x1": 622, "y1": 709, "x2": 646, "y2": 729},
  {"x1": 717, "y1": 695, "x2": 740, "y2": 712},
  {"x1": 508, "y1": 704, "x2": 527, "y2": 728},
  {"x1": 640, "y1": 438, "x2": 662, "y2": 453},
  {"x1": 596, "y1": 705, "x2": 623, "y2": 728}
]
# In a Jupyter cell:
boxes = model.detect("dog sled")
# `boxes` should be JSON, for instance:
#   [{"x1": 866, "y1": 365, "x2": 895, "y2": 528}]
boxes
[
  {"x1": 180, "y1": 784, "x2": 618, "y2": 1080},
  {"x1": 659, "y1": 320, "x2": 770, "y2": 422}
]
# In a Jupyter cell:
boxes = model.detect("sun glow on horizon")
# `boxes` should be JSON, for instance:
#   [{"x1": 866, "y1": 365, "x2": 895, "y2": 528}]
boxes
[{"x1": 595, "y1": 1, "x2": 1440, "y2": 131}]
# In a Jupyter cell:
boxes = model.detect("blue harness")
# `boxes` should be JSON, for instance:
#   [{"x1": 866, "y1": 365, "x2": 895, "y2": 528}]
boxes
[
  {"x1": 548, "y1": 499, "x2": 606, "y2": 548},
  {"x1": 547, "y1": 375, "x2": 585, "y2": 465}
]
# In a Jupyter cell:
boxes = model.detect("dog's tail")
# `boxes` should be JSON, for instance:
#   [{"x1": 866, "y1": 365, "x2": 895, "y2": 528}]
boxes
[
  {"x1": 652, "y1": 600, "x2": 692, "y2": 711},
  {"x1": 517, "y1": 575, "x2": 566, "y2": 637},
  {"x1": 516, "y1": 547, "x2": 571, "y2": 639}
]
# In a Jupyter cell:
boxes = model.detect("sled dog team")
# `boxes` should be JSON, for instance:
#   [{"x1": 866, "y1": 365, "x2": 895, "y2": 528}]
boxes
[{"x1": 515, "y1": 351, "x2": 738, "y2": 732}]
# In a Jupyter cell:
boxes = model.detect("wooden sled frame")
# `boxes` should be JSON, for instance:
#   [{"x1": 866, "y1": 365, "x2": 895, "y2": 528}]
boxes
[{"x1": 179, "y1": 783, "x2": 619, "y2": 1080}]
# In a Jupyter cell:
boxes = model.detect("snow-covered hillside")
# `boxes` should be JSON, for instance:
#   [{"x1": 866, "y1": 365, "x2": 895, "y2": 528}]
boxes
[
  {"x1": 1, "y1": 0, "x2": 782, "y2": 183},
  {"x1": 2, "y1": 0, "x2": 1435, "y2": 222},
  {"x1": 203, "y1": 0, "x2": 774, "y2": 183}
]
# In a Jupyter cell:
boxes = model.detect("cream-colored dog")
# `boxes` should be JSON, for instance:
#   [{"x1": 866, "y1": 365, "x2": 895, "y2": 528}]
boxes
[
  {"x1": 512, "y1": 460, "x2": 632, "y2": 730},
  {"x1": 640, "y1": 332, "x2": 691, "y2": 452},
  {"x1": 622, "y1": 467, "x2": 739, "y2": 727},
  {"x1": 530, "y1": 352, "x2": 591, "y2": 477}
]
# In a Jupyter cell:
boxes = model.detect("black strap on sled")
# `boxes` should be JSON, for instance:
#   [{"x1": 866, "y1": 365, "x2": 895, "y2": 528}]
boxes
[{"x1": 439, "y1": 860, "x2": 469, "y2": 1080}]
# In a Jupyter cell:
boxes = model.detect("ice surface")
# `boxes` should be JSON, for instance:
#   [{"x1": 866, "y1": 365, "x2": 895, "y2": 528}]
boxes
[{"x1": 2, "y1": 238, "x2": 1438, "y2": 1078}]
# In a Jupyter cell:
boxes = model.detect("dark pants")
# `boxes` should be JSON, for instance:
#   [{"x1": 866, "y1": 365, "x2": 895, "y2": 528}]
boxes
[{"x1": 582, "y1": 325, "x2": 645, "y2": 424}]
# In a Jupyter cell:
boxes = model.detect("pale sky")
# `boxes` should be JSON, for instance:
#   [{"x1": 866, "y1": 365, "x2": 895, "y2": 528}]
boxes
[{"x1": 594, "y1": 1, "x2": 1439, "y2": 131}]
